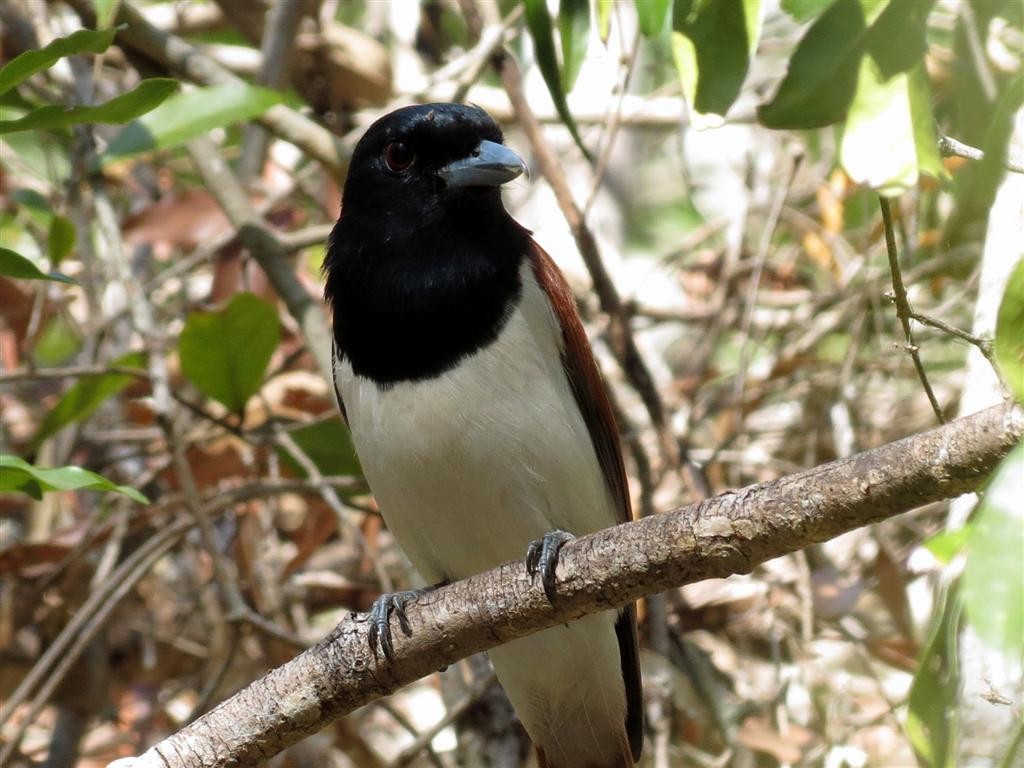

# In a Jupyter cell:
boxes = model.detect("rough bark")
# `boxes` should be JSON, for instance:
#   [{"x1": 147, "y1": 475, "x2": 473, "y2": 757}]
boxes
[{"x1": 116, "y1": 403, "x2": 1022, "y2": 768}]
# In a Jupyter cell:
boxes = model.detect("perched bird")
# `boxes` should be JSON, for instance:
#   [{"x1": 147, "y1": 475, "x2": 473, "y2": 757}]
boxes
[{"x1": 324, "y1": 103, "x2": 642, "y2": 768}]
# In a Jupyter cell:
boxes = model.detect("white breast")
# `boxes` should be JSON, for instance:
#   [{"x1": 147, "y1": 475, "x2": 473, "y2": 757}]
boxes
[
  {"x1": 334, "y1": 262, "x2": 618, "y2": 583},
  {"x1": 335, "y1": 262, "x2": 630, "y2": 765}
]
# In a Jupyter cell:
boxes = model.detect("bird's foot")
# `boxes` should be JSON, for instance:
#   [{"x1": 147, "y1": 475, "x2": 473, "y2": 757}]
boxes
[
  {"x1": 526, "y1": 529, "x2": 574, "y2": 603},
  {"x1": 367, "y1": 584, "x2": 441, "y2": 661}
]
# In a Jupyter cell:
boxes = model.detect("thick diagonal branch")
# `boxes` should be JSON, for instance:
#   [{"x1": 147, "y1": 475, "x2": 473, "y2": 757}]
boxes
[{"x1": 116, "y1": 403, "x2": 1021, "y2": 768}]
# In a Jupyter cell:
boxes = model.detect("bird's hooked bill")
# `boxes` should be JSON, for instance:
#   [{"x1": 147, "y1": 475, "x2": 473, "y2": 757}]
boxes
[{"x1": 438, "y1": 140, "x2": 528, "y2": 188}]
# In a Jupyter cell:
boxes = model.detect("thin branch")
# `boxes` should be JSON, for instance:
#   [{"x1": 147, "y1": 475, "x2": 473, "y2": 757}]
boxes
[
  {"x1": 939, "y1": 135, "x2": 1024, "y2": 175},
  {"x1": 236, "y1": 0, "x2": 304, "y2": 184},
  {"x1": 0, "y1": 365, "x2": 149, "y2": 382},
  {"x1": 879, "y1": 196, "x2": 945, "y2": 424},
  {"x1": 909, "y1": 309, "x2": 996, "y2": 363},
  {"x1": 113, "y1": 403, "x2": 1021, "y2": 768}
]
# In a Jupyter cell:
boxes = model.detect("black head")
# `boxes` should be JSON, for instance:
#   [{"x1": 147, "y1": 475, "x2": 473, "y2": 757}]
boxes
[
  {"x1": 338, "y1": 103, "x2": 527, "y2": 223},
  {"x1": 324, "y1": 103, "x2": 532, "y2": 385}
]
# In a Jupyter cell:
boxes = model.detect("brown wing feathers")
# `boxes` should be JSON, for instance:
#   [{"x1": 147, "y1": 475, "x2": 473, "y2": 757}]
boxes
[{"x1": 528, "y1": 241, "x2": 644, "y2": 762}]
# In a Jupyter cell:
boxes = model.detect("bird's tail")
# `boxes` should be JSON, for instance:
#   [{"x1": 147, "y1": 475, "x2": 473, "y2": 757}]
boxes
[{"x1": 535, "y1": 729, "x2": 635, "y2": 768}]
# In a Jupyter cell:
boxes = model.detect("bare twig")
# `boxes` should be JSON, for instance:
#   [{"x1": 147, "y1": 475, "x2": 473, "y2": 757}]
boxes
[
  {"x1": 733, "y1": 150, "x2": 802, "y2": 409},
  {"x1": 0, "y1": 364, "x2": 149, "y2": 382},
  {"x1": 879, "y1": 196, "x2": 945, "y2": 423},
  {"x1": 236, "y1": 0, "x2": 304, "y2": 184},
  {"x1": 909, "y1": 309, "x2": 996, "y2": 363},
  {"x1": 939, "y1": 135, "x2": 1024, "y2": 175}
]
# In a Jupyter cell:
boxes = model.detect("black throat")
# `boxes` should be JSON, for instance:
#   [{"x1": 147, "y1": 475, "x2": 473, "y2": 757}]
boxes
[{"x1": 324, "y1": 190, "x2": 531, "y2": 386}]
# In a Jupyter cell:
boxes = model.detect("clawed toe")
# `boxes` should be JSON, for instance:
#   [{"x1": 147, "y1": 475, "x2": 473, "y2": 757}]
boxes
[
  {"x1": 367, "y1": 586, "x2": 435, "y2": 660},
  {"x1": 525, "y1": 529, "x2": 574, "y2": 603}
]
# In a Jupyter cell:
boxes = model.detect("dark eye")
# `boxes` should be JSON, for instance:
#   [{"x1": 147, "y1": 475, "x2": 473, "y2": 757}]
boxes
[{"x1": 384, "y1": 141, "x2": 415, "y2": 172}]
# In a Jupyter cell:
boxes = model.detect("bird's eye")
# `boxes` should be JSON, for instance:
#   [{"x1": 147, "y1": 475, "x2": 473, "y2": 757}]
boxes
[{"x1": 384, "y1": 141, "x2": 415, "y2": 172}]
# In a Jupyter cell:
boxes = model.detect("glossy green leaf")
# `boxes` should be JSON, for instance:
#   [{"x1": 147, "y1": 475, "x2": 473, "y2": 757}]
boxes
[
  {"x1": 104, "y1": 82, "x2": 283, "y2": 162},
  {"x1": 864, "y1": 0, "x2": 935, "y2": 79},
  {"x1": 48, "y1": 215, "x2": 76, "y2": 264},
  {"x1": 995, "y1": 258, "x2": 1024, "y2": 403},
  {"x1": 33, "y1": 351, "x2": 146, "y2": 447},
  {"x1": 905, "y1": 585, "x2": 960, "y2": 767},
  {"x1": 0, "y1": 247, "x2": 75, "y2": 284},
  {"x1": 0, "y1": 78, "x2": 177, "y2": 134},
  {"x1": 0, "y1": 454, "x2": 147, "y2": 503},
  {"x1": 963, "y1": 444, "x2": 1024, "y2": 654},
  {"x1": 559, "y1": 0, "x2": 590, "y2": 92},
  {"x1": 0, "y1": 27, "x2": 119, "y2": 97},
  {"x1": 757, "y1": 0, "x2": 866, "y2": 129},
  {"x1": 780, "y1": 0, "x2": 838, "y2": 20},
  {"x1": 673, "y1": 0, "x2": 761, "y2": 119},
  {"x1": 179, "y1": 293, "x2": 280, "y2": 413},
  {"x1": 597, "y1": 0, "x2": 613, "y2": 42},
  {"x1": 523, "y1": 0, "x2": 590, "y2": 159},
  {"x1": 636, "y1": 0, "x2": 672, "y2": 37},
  {"x1": 277, "y1": 418, "x2": 362, "y2": 479},
  {"x1": 840, "y1": 58, "x2": 918, "y2": 194}
]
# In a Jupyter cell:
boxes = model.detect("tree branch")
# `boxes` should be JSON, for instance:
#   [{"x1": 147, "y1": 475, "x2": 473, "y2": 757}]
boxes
[{"x1": 113, "y1": 403, "x2": 1022, "y2": 768}]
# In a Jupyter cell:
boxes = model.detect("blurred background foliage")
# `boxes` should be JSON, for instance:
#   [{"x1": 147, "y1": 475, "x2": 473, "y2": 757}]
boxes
[{"x1": 0, "y1": 0, "x2": 1022, "y2": 766}]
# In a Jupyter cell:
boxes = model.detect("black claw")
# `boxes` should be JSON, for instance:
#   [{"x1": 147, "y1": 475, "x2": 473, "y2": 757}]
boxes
[
  {"x1": 525, "y1": 529, "x2": 574, "y2": 603},
  {"x1": 366, "y1": 587, "x2": 435, "y2": 661}
]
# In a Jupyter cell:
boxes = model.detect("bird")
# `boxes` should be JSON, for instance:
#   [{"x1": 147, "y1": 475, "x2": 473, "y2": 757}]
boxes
[{"x1": 323, "y1": 102, "x2": 642, "y2": 768}]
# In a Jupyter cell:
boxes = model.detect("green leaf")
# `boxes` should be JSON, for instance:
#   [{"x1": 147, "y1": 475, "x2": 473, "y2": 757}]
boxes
[
  {"x1": 864, "y1": 0, "x2": 935, "y2": 79},
  {"x1": 48, "y1": 215, "x2": 76, "y2": 264},
  {"x1": 996, "y1": 259, "x2": 1024, "y2": 403},
  {"x1": 277, "y1": 418, "x2": 362, "y2": 479},
  {"x1": 559, "y1": 0, "x2": 590, "y2": 93},
  {"x1": 0, "y1": 247, "x2": 75, "y2": 284},
  {"x1": 11, "y1": 188, "x2": 52, "y2": 216},
  {"x1": 597, "y1": 0, "x2": 613, "y2": 42},
  {"x1": 780, "y1": 0, "x2": 838, "y2": 20},
  {"x1": 34, "y1": 314, "x2": 81, "y2": 366},
  {"x1": 923, "y1": 525, "x2": 971, "y2": 565},
  {"x1": 103, "y1": 82, "x2": 283, "y2": 162},
  {"x1": 840, "y1": 58, "x2": 918, "y2": 194},
  {"x1": 94, "y1": 0, "x2": 123, "y2": 29},
  {"x1": 963, "y1": 444, "x2": 1024, "y2": 655},
  {"x1": 907, "y1": 64, "x2": 946, "y2": 181},
  {"x1": 0, "y1": 27, "x2": 119, "y2": 97},
  {"x1": 523, "y1": 0, "x2": 591, "y2": 160},
  {"x1": 179, "y1": 293, "x2": 280, "y2": 413},
  {"x1": 673, "y1": 0, "x2": 761, "y2": 119},
  {"x1": 757, "y1": 0, "x2": 867, "y2": 129},
  {"x1": 905, "y1": 585, "x2": 960, "y2": 767},
  {"x1": 0, "y1": 78, "x2": 177, "y2": 134},
  {"x1": 33, "y1": 351, "x2": 146, "y2": 447},
  {"x1": 0, "y1": 454, "x2": 147, "y2": 503},
  {"x1": 636, "y1": 0, "x2": 672, "y2": 37}
]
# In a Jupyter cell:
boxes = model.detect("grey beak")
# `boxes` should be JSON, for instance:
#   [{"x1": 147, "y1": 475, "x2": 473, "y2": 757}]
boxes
[{"x1": 438, "y1": 140, "x2": 528, "y2": 188}]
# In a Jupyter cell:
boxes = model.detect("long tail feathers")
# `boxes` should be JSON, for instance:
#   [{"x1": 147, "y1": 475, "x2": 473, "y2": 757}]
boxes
[{"x1": 535, "y1": 730, "x2": 635, "y2": 768}]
